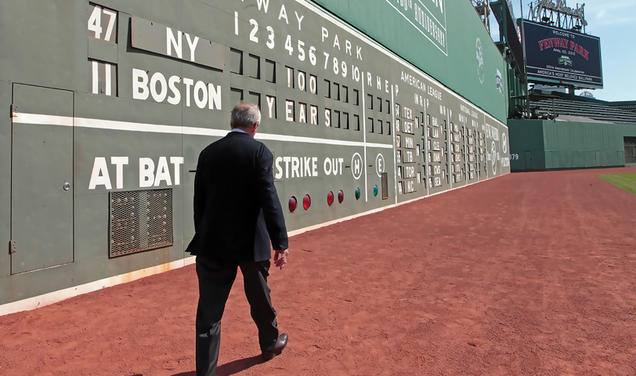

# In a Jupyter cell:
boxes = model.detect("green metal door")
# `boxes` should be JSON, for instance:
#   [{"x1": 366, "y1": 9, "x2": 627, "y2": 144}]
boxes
[
  {"x1": 11, "y1": 84, "x2": 74, "y2": 274},
  {"x1": 625, "y1": 137, "x2": 636, "y2": 164},
  {"x1": 524, "y1": 151, "x2": 533, "y2": 170}
]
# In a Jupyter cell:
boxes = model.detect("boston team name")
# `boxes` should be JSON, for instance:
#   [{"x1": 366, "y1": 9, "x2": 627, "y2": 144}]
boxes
[{"x1": 132, "y1": 68, "x2": 222, "y2": 110}]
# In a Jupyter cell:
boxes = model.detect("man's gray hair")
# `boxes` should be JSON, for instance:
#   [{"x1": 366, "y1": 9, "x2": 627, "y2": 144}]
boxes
[{"x1": 231, "y1": 103, "x2": 261, "y2": 128}]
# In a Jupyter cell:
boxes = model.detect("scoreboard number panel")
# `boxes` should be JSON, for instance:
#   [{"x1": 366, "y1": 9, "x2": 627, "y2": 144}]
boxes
[
  {"x1": 88, "y1": 3, "x2": 118, "y2": 43},
  {"x1": 87, "y1": 4, "x2": 118, "y2": 97},
  {"x1": 89, "y1": 59, "x2": 117, "y2": 96}
]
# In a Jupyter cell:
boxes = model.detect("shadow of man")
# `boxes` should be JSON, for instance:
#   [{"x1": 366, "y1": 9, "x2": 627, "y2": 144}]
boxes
[{"x1": 172, "y1": 354, "x2": 263, "y2": 376}]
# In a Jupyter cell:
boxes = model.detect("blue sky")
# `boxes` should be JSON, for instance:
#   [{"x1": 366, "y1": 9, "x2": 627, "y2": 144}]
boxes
[{"x1": 494, "y1": 0, "x2": 636, "y2": 102}]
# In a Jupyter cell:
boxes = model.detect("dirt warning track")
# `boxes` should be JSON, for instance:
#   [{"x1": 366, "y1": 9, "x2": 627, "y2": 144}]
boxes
[{"x1": 1, "y1": 167, "x2": 635, "y2": 376}]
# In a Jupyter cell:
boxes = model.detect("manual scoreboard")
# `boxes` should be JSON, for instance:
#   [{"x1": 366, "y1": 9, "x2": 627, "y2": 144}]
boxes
[{"x1": 0, "y1": 0, "x2": 510, "y2": 308}]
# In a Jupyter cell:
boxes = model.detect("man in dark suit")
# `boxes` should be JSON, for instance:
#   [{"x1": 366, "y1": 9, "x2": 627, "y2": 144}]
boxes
[{"x1": 186, "y1": 103, "x2": 289, "y2": 376}]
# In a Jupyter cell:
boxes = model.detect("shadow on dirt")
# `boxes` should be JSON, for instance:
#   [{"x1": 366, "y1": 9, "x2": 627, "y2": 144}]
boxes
[{"x1": 172, "y1": 354, "x2": 264, "y2": 376}]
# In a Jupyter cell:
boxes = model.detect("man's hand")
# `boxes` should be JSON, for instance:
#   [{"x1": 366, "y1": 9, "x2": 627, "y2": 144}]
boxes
[{"x1": 273, "y1": 249, "x2": 289, "y2": 269}]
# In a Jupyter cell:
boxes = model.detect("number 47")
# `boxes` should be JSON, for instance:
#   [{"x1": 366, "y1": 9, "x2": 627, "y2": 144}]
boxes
[{"x1": 88, "y1": 5, "x2": 117, "y2": 42}]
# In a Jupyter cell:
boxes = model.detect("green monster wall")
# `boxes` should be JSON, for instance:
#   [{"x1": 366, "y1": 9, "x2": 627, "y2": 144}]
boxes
[
  {"x1": 310, "y1": 0, "x2": 509, "y2": 123},
  {"x1": 0, "y1": 0, "x2": 511, "y2": 309},
  {"x1": 508, "y1": 119, "x2": 636, "y2": 171}
]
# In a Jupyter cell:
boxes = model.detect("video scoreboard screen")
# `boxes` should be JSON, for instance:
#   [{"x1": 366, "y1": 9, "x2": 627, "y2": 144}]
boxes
[{"x1": 521, "y1": 19, "x2": 603, "y2": 88}]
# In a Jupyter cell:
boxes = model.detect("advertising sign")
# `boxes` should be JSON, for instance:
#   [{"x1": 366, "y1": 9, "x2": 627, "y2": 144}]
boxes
[{"x1": 522, "y1": 19, "x2": 603, "y2": 88}]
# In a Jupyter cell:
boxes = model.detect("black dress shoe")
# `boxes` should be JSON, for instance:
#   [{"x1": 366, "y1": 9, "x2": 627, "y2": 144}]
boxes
[{"x1": 262, "y1": 333, "x2": 288, "y2": 361}]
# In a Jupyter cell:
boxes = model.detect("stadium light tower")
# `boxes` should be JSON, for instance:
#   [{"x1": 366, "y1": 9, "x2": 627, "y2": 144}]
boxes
[
  {"x1": 528, "y1": 0, "x2": 587, "y2": 33},
  {"x1": 472, "y1": 0, "x2": 491, "y2": 32}
]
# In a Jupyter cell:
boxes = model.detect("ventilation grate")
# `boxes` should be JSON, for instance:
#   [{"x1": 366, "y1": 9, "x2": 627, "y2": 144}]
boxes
[{"x1": 109, "y1": 189, "x2": 173, "y2": 258}]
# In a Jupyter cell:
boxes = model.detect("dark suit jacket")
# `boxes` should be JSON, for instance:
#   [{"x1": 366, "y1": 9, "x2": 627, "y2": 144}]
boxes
[{"x1": 186, "y1": 131, "x2": 288, "y2": 262}]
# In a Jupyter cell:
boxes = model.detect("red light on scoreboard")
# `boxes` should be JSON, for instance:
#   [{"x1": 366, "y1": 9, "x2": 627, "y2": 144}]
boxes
[
  {"x1": 338, "y1": 190, "x2": 344, "y2": 203},
  {"x1": 289, "y1": 196, "x2": 297, "y2": 212},
  {"x1": 303, "y1": 194, "x2": 311, "y2": 210},
  {"x1": 327, "y1": 191, "x2": 334, "y2": 206}
]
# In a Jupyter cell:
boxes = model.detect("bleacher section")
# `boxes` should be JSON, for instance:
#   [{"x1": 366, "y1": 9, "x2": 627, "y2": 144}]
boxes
[
  {"x1": 530, "y1": 91, "x2": 636, "y2": 124},
  {"x1": 609, "y1": 101, "x2": 636, "y2": 114}
]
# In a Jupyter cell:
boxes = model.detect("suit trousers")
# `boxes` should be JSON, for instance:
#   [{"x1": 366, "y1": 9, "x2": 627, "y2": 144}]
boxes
[{"x1": 195, "y1": 255, "x2": 279, "y2": 376}]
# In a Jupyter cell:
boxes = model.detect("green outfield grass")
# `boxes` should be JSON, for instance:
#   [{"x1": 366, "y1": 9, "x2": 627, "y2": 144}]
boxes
[{"x1": 597, "y1": 173, "x2": 636, "y2": 195}]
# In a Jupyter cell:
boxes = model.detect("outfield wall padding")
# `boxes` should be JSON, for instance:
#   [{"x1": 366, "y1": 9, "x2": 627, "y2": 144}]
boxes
[{"x1": 509, "y1": 119, "x2": 636, "y2": 171}]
